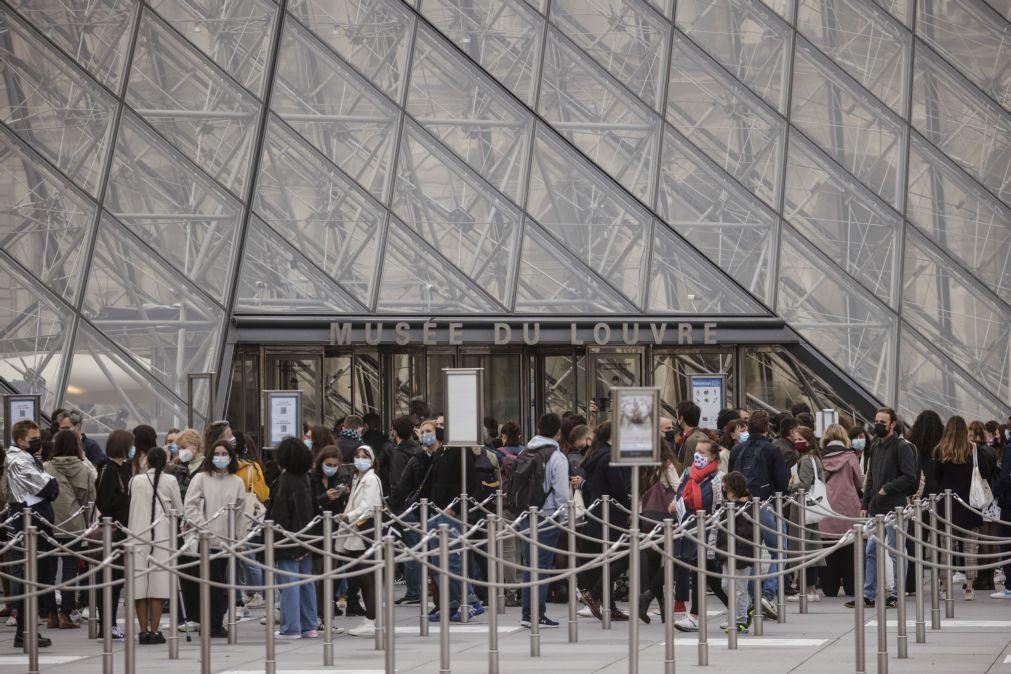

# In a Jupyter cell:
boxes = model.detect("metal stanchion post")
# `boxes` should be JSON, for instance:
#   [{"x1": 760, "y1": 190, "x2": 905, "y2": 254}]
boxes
[
  {"x1": 943, "y1": 490, "x2": 954, "y2": 620},
  {"x1": 727, "y1": 501, "x2": 738, "y2": 650},
  {"x1": 226, "y1": 506, "x2": 237, "y2": 645},
  {"x1": 601, "y1": 495, "x2": 612, "y2": 630},
  {"x1": 323, "y1": 512, "x2": 334, "y2": 666},
  {"x1": 168, "y1": 510, "x2": 179, "y2": 659},
  {"x1": 124, "y1": 543, "x2": 136, "y2": 674},
  {"x1": 913, "y1": 502, "x2": 925, "y2": 644},
  {"x1": 854, "y1": 524, "x2": 866, "y2": 674},
  {"x1": 459, "y1": 493, "x2": 469, "y2": 625},
  {"x1": 438, "y1": 524, "x2": 451, "y2": 674},
  {"x1": 495, "y1": 491, "x2": 506, "y2": 614},
  {"x1": 567, "y1": 498, "x2": 578, "y2": 644},
  {"x1": 420, "y1": 499, "x2": 431, "y2": 636},
  {"x1": 775, "y1": 493, "x2": 786, "y2": 624},
  {"x1": 894, "y1": 508, "x2": 907, "y2": 659},
  {"x1": 799, "y1": 490, "x2": 808, "y2": 615},
  {"x1": 199, "y1": 532, "x2": 212, "y2": 674},
  {"x1": 927, "y1": 496, "x2": 940, "y2": 630},
  {"x1": 629, "y1": 469, "x2": 640, "y2": 674},
  {"x1": 384, "y1": 536, "x2": 396, "y2": 674},
  {"x1": 264, "y1": 524, "x2": 276, "y2": 674},
  {"x1": 529, "y1": 506, "x2": 540, "y2": 657},
  {"x1": 374, "y1": 505, "x2": 384, "y2": 650},
  {"x1": 102, "y1": 517, "x2": 113, "y2": 674},
  {"x1": 696, "y1": 511, "x2": 709, "y2": 667},
  {"x1": 663, "y1": 519, "x2": 675, "y2": 674},
  {"x1": 752, "y1": 497, "x2": 764, "y2": 635},
  {"x1": 87, "y1": 501, "x2": 98, "y2": 640},
  {"x1": 25, "y1": 526, "x2": 39, "y2": 674},
  {"x1": 488, "y1": 515, "x2": 500, "y2": 674},
  {"x1": 874, "y1": 516, "x2": 888, "y2": 674}
]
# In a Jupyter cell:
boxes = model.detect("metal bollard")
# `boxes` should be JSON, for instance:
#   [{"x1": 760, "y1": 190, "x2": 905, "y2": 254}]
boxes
[
  {"x1": 459, "y1": 494, "x2": 469, "y2": 625},
  {"x1": 752, "y1": 497, "x2": 764, "y2": 635},
  {"x1": 25, "y1": 525, "x2": 39, "y2": 674},
  {"x1": 495, "y1": 491, "x2": 506, "y2": 614},
  {"x1": 438, "y1": 524, "x2": 451, "y2": 674},
  {"x1": 894, "y1": 507, "x2": 907, "y2": 659},
  {"x1": 264, "y1": 524, "x2": 276, "y2": 674},
  {"x1": 87, "y1": 501, "x2": 98, "y2": 640},
  {"x1": 199, "y1": 532, "x2": 212, "y2": 674},
  {"x1": 168, "y1": 510, "x2": 179, "y2": 659},
  {"x1": 124, "y1": 543, "x2": 136, "y2": 674},
  {"x1": 323, "y1": 512, "x2": 334, "y2": 666},
  {"x1": 102, "y1": 517, "x2": 113, "y2": 674},
  {"x1": 374, "y1": 505, "x2": 385, "y2": 650},
  {"x1": 567, "y1": 498, "x2": 578, "y2": 644},
  {"x1": 854, "y1": 524, "x2": 866, "y2": 674},
  {"x1": 727, "y1": 501, "x2": 738, "y2": 650},
  {"x1": 927, "y1": 496, "x2": 940, "y2": 630},
  {"x1": 487, "y1": 515, "x2": 500, "y2": 674},
  {"x1": 696, "y1": 511, "x2": 709, "y2": 667},
  {"x1": 529, "y1": 506, "x2": 540, "y2": 657},
  {"x1": 226, "y1": 505, "x2": 238, "y2": 645},
  {"x1": 942, "y1": 490, "x2": 954, "y2": 619},
  {"x1": 774, "y1": 492, "x2": 786, "y2": 623},
  {"x1": 874, "y1": 516, "x2": 887, "y2": 674},
  {"x1": 913, "y1": 502, "x2": 925, "y2": 644},
  {"x1": 601, "y1": 495, "x2": 612, "y2": 630},
  {"x1": 629, "y1": 468, "x2": 641, "y2": 674},
  {"x1": 420, "y1": 499, "x2": 430, "y2": 636},
  {"x1": 663, "y1": 519, "x2": 675, "y2": 674},
  {"x1": 799, "y1": 490, "x2": 809, "y2": 615},
  {"x1": 384, "y1": 536, "x2": 396, "y2": 674}
]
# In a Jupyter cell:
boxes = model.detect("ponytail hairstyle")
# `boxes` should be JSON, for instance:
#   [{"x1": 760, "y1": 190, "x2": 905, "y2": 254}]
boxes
[{"x1": 146, "y1": 447, "x2": 168, "y2": 529}]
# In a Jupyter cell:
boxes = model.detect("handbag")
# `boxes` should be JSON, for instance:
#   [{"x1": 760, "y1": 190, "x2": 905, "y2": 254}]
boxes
[
  {"x1": 802, "y1": 459, "x2": 834, "y2": 524},
  {"x1": 243, "y1": 463, "x2": 266, "y2": 521},
  {"x1": 640, "y1": 480, "x2": 676, "y2": 514},
  {"x1": 969, "y1": 447, "x2": 995, "y2": 509},
  {"x1": 570, "y1": 486, "x2": 586, "y2": 523}
]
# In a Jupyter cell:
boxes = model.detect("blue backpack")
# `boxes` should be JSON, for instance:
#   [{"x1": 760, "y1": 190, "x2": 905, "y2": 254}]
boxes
[{"x1": 737, "y1": 440, "x2": 771, "y2": 498}]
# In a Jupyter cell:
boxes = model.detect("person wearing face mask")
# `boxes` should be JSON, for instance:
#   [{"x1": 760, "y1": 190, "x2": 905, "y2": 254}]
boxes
[
  {"x1": 819, "y1": 424, "x2": 864, "y2": 598},
  {"x1": 308, "y1": 446, "x2": 350, "y2": 618},
  {"x1": 182, "y1": 440, "x2": 247, "y2": 638},
  {"x1": 170, "y1": 429, "x2": 204, "y2": 501},
  {"x1": 164, "y1": 428, "x2": 180, "y2": 458},
  {"x1": 95, "y1": 430, "x2": 135, "y2": 640},
  {"x1": 786, "y1": 427, "x2": 826, "y2": 602},
  {"x1": 388, "y1": 427, "x2": 437, "y2": 607},
  {"x1": 5, "y1": 419, "x2": 59, "y2": 648},
  {"x1": 337, "y1": 445, "x2": 384, "y2": 637},
  {"x1": 673, "y1": 401, "x2": 708, "y2": 468}
]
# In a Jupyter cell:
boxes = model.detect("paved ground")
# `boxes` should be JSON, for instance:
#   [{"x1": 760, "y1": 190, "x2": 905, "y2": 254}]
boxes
[{"x1": 1, "y1": 591, "x2": 1010, "y2": 674}]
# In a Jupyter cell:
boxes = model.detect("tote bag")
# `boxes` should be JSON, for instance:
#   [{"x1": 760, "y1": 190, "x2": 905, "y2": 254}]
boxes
[
  {"x1": 969, "y1": 447, "x2": 994, "y2": 509},
  {"x1": 803, "y1": 459, "x2": 834, "y2": 524}
]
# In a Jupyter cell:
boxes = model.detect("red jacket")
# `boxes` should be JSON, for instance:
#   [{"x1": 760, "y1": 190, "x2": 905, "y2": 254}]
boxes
[{"x1": 819, "y1": 445, "x2": 864, "y2": 538}]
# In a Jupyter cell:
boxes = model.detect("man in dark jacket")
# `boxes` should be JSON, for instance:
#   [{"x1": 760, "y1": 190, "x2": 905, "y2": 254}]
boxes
[
  {"x1": 56, "y1": 410, "x2": 107, "y2": 466},
  {"x1": 847, "y1": 407, "x2": 917, "y2": 609},
  {"x1": 384, "y1": 415, "x2": 420, "y2": 498},
  {"x1": 388, "y1": 424, "x2": 434, "y2": 606},
  {"x1": 992, "y1": 435, "x2": 1011, "y2": 599}
]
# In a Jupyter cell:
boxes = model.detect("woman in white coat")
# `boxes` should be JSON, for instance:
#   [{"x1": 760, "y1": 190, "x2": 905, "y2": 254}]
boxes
[
  {"x1": 127, "y1": 447, "x2": 182, "y2": 644},
  {"x1": 338, "y1": 445, "x2": 383, "y2": 637}
]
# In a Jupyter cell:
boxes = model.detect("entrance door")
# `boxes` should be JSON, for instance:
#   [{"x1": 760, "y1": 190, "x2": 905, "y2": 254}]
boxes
[
  {"x1": 586, "y1": 347, "x2": 645, "y2": 418},
  {"x1": 264, "y1": 352, "x2": 323, "y2": 428}
]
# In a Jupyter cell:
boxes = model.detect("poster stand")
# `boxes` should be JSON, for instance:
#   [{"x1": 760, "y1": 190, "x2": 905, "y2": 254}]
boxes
[
  {"x1": 262, "y1": 389, "x2": 303, "y2": 449},
  {"x1": 3, "y1": 393, "x2": 41, "y2": 449}
]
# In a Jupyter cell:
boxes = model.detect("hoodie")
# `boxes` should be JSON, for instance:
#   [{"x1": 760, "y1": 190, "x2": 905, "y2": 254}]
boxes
[
  {"x1": 525, "y1": 435, "x2": 569, "y2": 519},
  {"x1": 44, "y1": 456, "x2": 97, "y2": 537},
  {"x1": 819, "y1": 445, "x2": 864, "y2": 537}
]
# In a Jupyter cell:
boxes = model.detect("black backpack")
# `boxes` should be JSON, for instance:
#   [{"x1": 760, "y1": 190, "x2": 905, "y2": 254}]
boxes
[
  {"x1": 737, "y1": 440, "x2": 771, "y2": 499},
  {"x1": 505, "y1": 445, "x2": 554, "y2": 513},
  {"x1": 472, "y1": 447, "x2": 501, "y2": 503}
]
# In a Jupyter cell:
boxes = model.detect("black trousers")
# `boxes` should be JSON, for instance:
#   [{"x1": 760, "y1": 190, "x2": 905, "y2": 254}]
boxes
[
  {"x1": 353, "y1": 548, "x2": 376, "y2": 621},
  {"x1": 179, "y1": 556, "x2": 228, "y2": 628},
  {"x1": 821, "y1": 541, "x2": 855, "y2": 597}
]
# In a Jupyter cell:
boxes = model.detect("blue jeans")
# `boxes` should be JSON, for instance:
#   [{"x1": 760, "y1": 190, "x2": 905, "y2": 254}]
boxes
[
  {"x1": 428, "y1": 514, "x2": 478, "y2": 610},
  {"x1": 521, "y1": 524, "x2": 561, "y2": 619},
  {"x1": 753, "y1": 507, "x2": 781, "y2": 600},
  {"x1": 277, "y1": 556, "x2": 317, "y2": 635},
  {"x1": 864, "y1": 524, "x2": 900, "y2": 601},
  {"x1": 400, "y1": 512, "x2": 422, "y2": 600}
]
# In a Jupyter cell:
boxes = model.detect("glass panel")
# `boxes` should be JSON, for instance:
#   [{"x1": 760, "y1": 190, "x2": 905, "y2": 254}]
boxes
[
  {"x1": 0, "y1": 262, "x2": 70, "y2": 410},
  {"x1": 796, "y1": 0, "x2": 908, "y2": 114},
  {"x1": 871, "y1": 0, "x2": 912, "y2": 25},
  {"x1": 911, "y1": 44, "x2": 1011, "y2": 205},
  {"x1": 906, "y1": 134, "x2": 1011, "y2": 303},
  {"x1": 541, "y1": 353, "x2": 587, "y2": 418},
  {"x1": 648, "y1": 220, "x2": 767, "y2": 314},
  {"x1": 0, "y1": 127, "x2": 97, "y2": 304},
  {"x1": 390, "y1": 352, "x2": 423, "y2": 417},
  {"x1": 272, "y1": 19, "x2": 398, "y2": 200},
  {"x1": 148, "y1": 0, "x2": 279, "y2": 97},
  {"x1": 590, "y1": 352, "x2": 642, "y2": 416},
  {"x1": 654, "y1": 351, "x2": 734, "y2": 418},
  {"x1": 254, "y1": 117, "x2": 384, "y2": 307},
  {"x1": 898, "y1": 325, "x2": 1005, "y2": 423},
  {"x1": 64, "y1": 321, "x2": 191, "y2": 435},
  {"x1": 538, "y1": 27, "x2": 660, "y2": 203},
  {"x1": 757, "y1": 0, "x2": 796, "y2": 22},
  {"x1": 645, "y1": 0, "x2": 674, "y2": 18},
  {"x1": 784, "y1": 131, "x2": 900, "y2": 306},
  {"x1": 376, "y1": 216, "x2": 504, "y2": 313},
  {"x1": 656, "y1": 125, "x2": 777, "y2": 304},
  {"x1": 902, "y1": 227, "x2": 1010, "y2": 402},
  {"x1": 353, "y1": 351, "x2": 382, "y2": 417},
  {"x1": 743, "y1": 346, "x2": 864, "y2": 417},
  {"x1": 0, "y1": 7, "x2": 117, "y2": 196},
  {"x1": 526, "y1": 128, "x2": 650, "y2": 307},
  {"x1": 82, "y1": 213, "x2": 225, "y2": 400},
  {"x1": 982, "y1": 0, "x2": 1011, "y2": 21},
  {"x1": 420, "y1": 0, "x2": 543, "y2": 105},
  {"x1": 916, "y1": 0, "x2": 1011, "y2": 110},
  {"x1": 127, "y1": 11, "x2": 260, "y2": 196},
  {"x1": 287, "y1": 0, "x2": 414, "y2": 103},
  {"x1": 407, "y1": 25, "x2": 531, "y2": 202},
  {"x1": 323, "y1": 352, "x2": 353, "y2": 422},
  {"x1": 264, "y1": 354, "x2": 322, "y2": 427},
  {"x1": 425, "y1": 351, "x2": 456, "y2": 415},
  {"x1": 225, "y1": 348, "x2": 260, "y2": 446},
  {"x1": 461, "y1": 353, "x2": 523, "y2": 427},
  {"x1": 776, "y1": 224, "x2": 896, "y2": 401},
  {"x1": 791, "y1": 39, "x2": 904, "y2": 208},
  {"x1": 514, "y1": 218, "x2": 636, "y2": 313},
  {"x1": 675, "y1": 0, "x2": 791, "y2": 112},
  {"x1": 392, "y1": 121, "x2": 522, "y2": 308},
  {"x1": 104, "y1": 111, "x2": 243, "y2": 305},
  {"x1": 6, "y1": 0, "x2": 137, "y2": 91},
  {"x1": 550, "y1": 0, "x2": 670, "y2": 109},
  {"x1": 235, "y1": 215, "x2": 365, "y2": 314},
  {"x1": 666, "y1": 32, "x2": 783, "y2": 206}
]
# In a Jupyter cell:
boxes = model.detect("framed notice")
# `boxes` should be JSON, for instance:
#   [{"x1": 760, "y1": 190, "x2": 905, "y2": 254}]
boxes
[
  {"x1": 611, "y1": 387, "x2": 660, "y2": 466},
  {"x1": 262, "y1": 390, "x2": 302, "y2": 449},
  {"x1": 443, "y1": 368, "x2": 483, "y2": 446},
  {"x1": 690, "y1": 374, "x2": 726, "y2": 430},
  {"x1": 4, "y1": 393, "x2": 41, "y2": 448}
]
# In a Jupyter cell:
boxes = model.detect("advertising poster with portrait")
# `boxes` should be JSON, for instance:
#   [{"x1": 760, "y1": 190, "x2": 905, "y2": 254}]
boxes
[{"x1": 611, "y1": 387, "x2": 660, "y2": 466}]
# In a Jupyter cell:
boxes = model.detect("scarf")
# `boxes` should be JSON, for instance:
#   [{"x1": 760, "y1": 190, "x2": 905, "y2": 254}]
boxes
[
  {"x1": 681, "y1": 460, "x2": 719, "y2": 513},
  {"x1": 340, "y1": 428, "x2": 361, "y2": 443}
]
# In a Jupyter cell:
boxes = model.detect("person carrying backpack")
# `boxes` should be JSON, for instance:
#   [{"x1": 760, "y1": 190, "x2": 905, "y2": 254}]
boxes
[
  {"x1": 514, "y1": 414, "x2": 569, "y2": 629},
  {"x1": 728, "y1": 410, "x2": 789, "y2": 619}
]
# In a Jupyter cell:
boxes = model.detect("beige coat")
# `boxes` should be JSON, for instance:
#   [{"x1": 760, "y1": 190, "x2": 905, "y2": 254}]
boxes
[
  {"x1": 128, "y1": 470, "x2": 183, "y2": 599},
  {"x1": 44, "y1": 457, "x2": 96, "y2": 537},
  {"x1": 183, "y1": 471, "x2": 247, "y2": 552}
]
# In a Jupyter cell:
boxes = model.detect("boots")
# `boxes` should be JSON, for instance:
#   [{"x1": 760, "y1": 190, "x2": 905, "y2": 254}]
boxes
[
  {"x1": 638, "y1": 590, "x2": 654, "y2": 624},
  {"x1": 58, "y1": 612, "x2": 79, "y2": 629},
  {"x1": 46, "y1": 612, "x2": 59, "y2": 629}
]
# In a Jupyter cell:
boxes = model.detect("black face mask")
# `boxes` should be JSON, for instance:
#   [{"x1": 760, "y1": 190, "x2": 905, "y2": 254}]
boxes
[
  {"x1": 663, "y1": 430, "x2": 676, "y2": 443},
  {"x1": 873, "y1": 422, "x2": 889, "y2": 438},
  {"x1": 27, "y1": 438, "x2": 42, "y2": 454}
]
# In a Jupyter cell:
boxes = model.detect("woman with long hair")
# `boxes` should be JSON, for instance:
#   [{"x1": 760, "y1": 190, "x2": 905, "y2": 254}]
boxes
[
  {"x1": 95, "y1": 430, "x2": 134, "y2": 639},
  {"x1": 788, "y1": 426, "x2": 826, "y2": 601},
  {"x1": 127, "y1": 447, "x2": 182, "y2": 643},
  {"x1": 934, "y1": 416, "x2": 997, "y2": 601},
  {"x1": 908, "y1": 410, "x2": 944, "y2": 499},
  {"x1": 339, "y1": 445, "x2": 384, "y2": 637},
  {"x1": 819, "y1": 424, "x2": 863, "y2": 597}
]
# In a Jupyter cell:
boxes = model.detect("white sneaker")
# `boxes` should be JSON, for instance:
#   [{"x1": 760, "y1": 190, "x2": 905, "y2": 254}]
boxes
[
  {"x1": 177, "y1": 621, "x2": 199, "y2": 632},
  {"x1": 259, "y1": 609, "x2": 281, "y2": 625},
  {"x1": 5, "y1": 615, "x2": 16, "y2": 627},
  {"x1": 274, "y1": 630, "x2": 301, "y2": 640},
  {"x1": 952, "y1": 572, "x2": 967, "y2": 584},
  {"x1": 245, "y1": 593, "x2": 265, "y2": 609},
  {"x1": 578, "y1": 605, "x2": 594, "y2": 618},
  {"x1": 237, "y1": 606, "x2": 251, "y2": 618},
  {"x1": 674, "y1": 614, "x2": 699, "y2": 632},
  {"x1": 994, "y1": 570, "x2": 1005, "y2": 584},
  {"x1": 990, "y1": 589, "x2": 1011, "y2": 599},
  {"x1": 79, "y1": 607, "x2": 91, "y2": 620},
  {"x1": 348, "y1": 618, "x2": 376, "y2": 637}
]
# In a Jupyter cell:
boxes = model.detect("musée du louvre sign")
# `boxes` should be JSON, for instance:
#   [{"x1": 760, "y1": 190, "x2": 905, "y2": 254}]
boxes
[{"x1": 329, "y1": 320, "x2": 719, "y2": 347}]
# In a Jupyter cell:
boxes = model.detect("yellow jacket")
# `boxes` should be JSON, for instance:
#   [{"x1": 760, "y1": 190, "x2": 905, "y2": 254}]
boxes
[{"x1": 235, "y1": 460, "x2": 269, "y2": 503}]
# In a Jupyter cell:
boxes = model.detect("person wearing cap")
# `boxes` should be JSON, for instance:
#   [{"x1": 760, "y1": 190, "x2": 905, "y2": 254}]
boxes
[{"x1": 337, "y1": 444, "x2": 384, "y2": 637}]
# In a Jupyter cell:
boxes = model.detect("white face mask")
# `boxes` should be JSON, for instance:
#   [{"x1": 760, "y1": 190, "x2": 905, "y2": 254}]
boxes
[
  {"x1": 178, "y1": 448, "x2": 194, "y2": 463},
  {"x1": 353, "y1": 457, "x2": 373, "y2": 472}
]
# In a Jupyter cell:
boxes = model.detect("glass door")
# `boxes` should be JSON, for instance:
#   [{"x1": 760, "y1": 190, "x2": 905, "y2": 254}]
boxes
[
  {"x1": 461, "y1": 350, "x2": 525, "y2": 430},
  {"x1": 586, "y1": 347, "x2": 645, "y2": 418},
  {"x1": 264, "y1": 351, "x2": 323, "y2": 428}
]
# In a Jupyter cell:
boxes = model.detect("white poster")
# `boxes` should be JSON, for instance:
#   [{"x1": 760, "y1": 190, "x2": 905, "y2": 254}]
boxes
[
  {"x1": 268, "y1": 394, "x2": 299, "y2": 446},
  {"x1": 10, "y1": 399, "x2": 36, "y2": 422},
  {"x1": 690, "y1": 375, "x2": 725, "y2": 430},
  {"x1": 444, "y1": 369, "x2": 481, "y2": 446}
]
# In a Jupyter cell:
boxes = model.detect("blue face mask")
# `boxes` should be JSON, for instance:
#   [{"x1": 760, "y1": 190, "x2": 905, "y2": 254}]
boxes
[
  {"x1": 212, "y1": 455, "x2": 230, "y2": 471},
  {"x1": 354, "y1": 457, "x2": 373, "y2": 472},
  {"x1": 322, "y1": 464, "x2": 338, "y2": 477},
  {"x1": 420, "y1": 433, "x2": 436, "y2": 447},
  {"x1": 168, "y1": 442, "x2": 178, "y2": 456},
  {"x1": 852, "y1": 438, "x2": 866, "y2": 451},
  {"x1": 128, "y1": 446, "x2": 136, "y2": 460},
  {"x1": 305, "y1": 439, "x2": 313, "y2": 450},
  {"x1": 738, "y1": 431, "x2": 750, "y2": 444}
]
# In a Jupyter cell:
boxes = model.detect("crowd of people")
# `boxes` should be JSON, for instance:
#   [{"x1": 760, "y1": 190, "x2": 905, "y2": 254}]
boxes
[{"x1": 1, "y1": 400, "x2": 1009, "y2": 650}]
